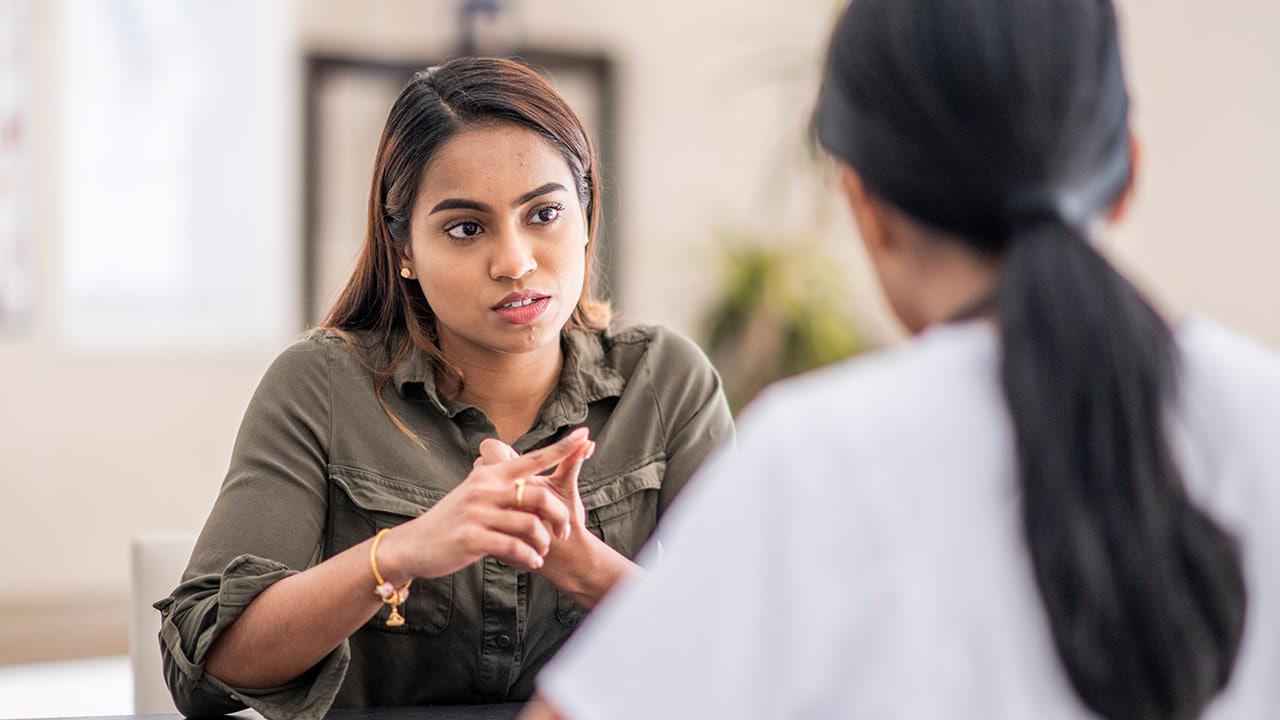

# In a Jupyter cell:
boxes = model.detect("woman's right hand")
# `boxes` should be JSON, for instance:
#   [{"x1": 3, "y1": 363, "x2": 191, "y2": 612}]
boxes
[{"x1": 377, "y1": 428, "x2": 591, "y2": 580}]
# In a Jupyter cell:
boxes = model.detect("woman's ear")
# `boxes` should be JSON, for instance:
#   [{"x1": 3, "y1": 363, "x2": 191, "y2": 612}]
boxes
[
  {"x1": 398, "y1": 244, "x2": 417, "y2": 279},
  {"x1": 1108, "y1": 130, "x2": 1142, "y2": 224}
]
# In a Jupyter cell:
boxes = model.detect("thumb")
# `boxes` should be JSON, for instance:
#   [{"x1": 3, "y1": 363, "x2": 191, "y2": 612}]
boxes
[
  {"x1": 478, "y1": 437, "x2": 519, "y2": 466},
  {"x1": 549, "y1": 440, "x2": 594, "y2": 496},
  {"x1": 494, "y1": 427, "x2": 590, "y2": 480}
]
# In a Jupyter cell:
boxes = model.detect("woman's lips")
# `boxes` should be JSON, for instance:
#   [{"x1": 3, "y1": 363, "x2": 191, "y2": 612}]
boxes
[{"x1": 493, "y1": 295, "x2": 551, "y2": 325}]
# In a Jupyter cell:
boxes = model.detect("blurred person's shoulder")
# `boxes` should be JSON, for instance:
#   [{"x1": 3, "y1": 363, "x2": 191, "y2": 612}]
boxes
[
  {"x1": 742, "y1": 320, "x2": 1002, "y2": 444},
  {"x1": 704, "y1": 321, "x2": 1003, "y2": 535},
  {"x1": 1175, "y1": 315, "x2": 1280, "y2": 474},
  {"x1": 1174, "y1": 316, "x2": 1280, "y2": 613},
  {"x1": 1178, "y1": 314, "x2": 1280, "y2": 398}
]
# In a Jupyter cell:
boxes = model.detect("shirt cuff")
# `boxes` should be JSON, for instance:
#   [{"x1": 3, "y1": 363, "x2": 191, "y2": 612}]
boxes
[{"x1": 155, "y1": 554, "x2": 351, "y2": 720}]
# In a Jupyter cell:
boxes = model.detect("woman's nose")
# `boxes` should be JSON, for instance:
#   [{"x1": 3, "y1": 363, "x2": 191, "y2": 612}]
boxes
[{"x1": 489, "y1": 231, "x2": 537, "y2": 281}]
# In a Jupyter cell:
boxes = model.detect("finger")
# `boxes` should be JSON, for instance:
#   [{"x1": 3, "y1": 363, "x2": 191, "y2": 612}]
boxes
[
  {"x1": 492, "y1": 427, "x2": 590, "y2": 480},
  {"x1": 480, "y1": 512, "x2": 553, "y2": 560},
  {"x1": 547, "y1": 441, "x2": 592, "y2": 496},
  {"x1": 479, "y1": 437, "x2": 519, "y2": 466},
  {"x1": 478, "y1": 480, "x2": 571, "y2": 541},
  {"x1": 468, "y1": 528, "x2": 545, "y2": 571},
  {"x1": 507, "y1": 484, "x2": 571, "y2": 541}
]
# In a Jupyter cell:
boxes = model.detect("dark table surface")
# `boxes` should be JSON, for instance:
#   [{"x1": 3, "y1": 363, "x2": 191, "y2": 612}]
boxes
[{"x1": 46, "y1": 705, "x2": 525, "y2": 720}]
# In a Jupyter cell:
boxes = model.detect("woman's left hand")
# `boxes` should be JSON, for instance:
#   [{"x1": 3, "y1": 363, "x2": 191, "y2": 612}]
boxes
[
  {"x1": 477, "y1": 434, "x2": 591, "y2": 537},
  {"x1": 477, "y1": 433, "x2": 635, "y2": 609}
]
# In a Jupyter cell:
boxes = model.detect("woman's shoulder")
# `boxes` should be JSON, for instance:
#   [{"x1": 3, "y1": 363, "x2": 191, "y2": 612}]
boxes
[
  {"x1": 255, "y1": 327, "x2": 384, "y2": 391},
  {"x1": 598, "y1": 323, "x2": 716, "y2": 375},
  {"x1": 751, "y1": 320, "x2": 1001, "y2": 428},
  {"x1": 588, "y1": 323, "x2": 726, "y2": 426},
  {"x1": 1178, "y1": 315, "x2": 1280, "y2": 389},
  {"x1": 1176, "y1": 316, "x2": 1280, "y2": 448},
  {"x1": 244, "y1": 330, "x2": 336, "y2": 399},
  {"x1": 1173, "y1": 318, "x2": 1280, "y2": 575}
]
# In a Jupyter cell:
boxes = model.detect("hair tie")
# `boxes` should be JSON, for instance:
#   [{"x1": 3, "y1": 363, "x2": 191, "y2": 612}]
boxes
[{"x1": 1006, "y1": 190, "x2": 1073, "y2": 230}]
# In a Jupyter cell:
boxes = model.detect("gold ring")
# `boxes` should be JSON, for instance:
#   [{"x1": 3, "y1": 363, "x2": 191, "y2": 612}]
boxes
[{"x1": 514, "y1": 478, "x2": 526, "y2": 508}]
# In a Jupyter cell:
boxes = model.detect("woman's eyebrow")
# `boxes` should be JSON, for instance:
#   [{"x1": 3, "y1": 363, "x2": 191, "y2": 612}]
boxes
[
  {"x1": 427, "y1": 183, "x2": 567, "y2": 216},
  {"x1": 429, "y1": 198, "x2": 491, "y2": 215},
  {"x1": 513, "y1": 182, "x2": 568, "y2": 207}
]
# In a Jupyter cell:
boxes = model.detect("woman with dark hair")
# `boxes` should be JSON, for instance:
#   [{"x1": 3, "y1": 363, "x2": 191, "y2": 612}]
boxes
[
  {"x1": 156, "y1": 57, "x2": 732, "y2": 718},
  {"x1": 526, "y1": 1, "x2": 1279, "y2": 718}
]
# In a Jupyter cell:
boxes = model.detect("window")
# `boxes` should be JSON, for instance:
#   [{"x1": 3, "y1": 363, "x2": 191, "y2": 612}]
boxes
[{"x1": 56, "y1": 0, "x2": 297, "y2": 353}]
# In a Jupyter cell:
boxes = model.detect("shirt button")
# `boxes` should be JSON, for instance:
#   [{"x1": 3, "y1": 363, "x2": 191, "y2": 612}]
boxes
[{"x1": 496, "y1": 634, "x2": 512, "y2": 648}]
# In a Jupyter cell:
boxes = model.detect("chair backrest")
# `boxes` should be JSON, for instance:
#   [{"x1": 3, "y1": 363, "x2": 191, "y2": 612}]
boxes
[{"x1": 129, "y1": 534, "x2": 196, "y2": 715}]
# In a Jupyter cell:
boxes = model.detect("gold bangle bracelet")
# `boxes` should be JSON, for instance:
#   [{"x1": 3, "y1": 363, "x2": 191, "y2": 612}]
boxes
[{"x1": 370, "y1": 528, "x2": 413, "y2": 627}]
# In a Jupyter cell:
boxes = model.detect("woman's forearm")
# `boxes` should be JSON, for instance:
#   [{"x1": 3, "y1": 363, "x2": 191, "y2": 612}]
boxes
[
  {"x1": 204, "y1": 533, "x2": 409, "y2": 689},
  {"x1": 543, "y1": 532, "x2": 636, "y2": 610},
  {"x1": 203, "y1": 433, "x2": 590, "y2": 689}
]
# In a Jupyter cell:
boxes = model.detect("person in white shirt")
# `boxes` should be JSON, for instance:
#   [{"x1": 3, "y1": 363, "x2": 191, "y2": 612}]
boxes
[{"x1": 520, "y1": 0, "x2": 1280, "y2": 718}]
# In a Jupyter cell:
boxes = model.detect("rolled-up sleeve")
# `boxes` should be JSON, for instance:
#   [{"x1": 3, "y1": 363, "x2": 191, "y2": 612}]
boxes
[
  {"x1": 155, "y1": 555, "x2": 350, "y2": 719},
  {"x1": 155, "y1": 334, "x2": 344, "y2": 719}
]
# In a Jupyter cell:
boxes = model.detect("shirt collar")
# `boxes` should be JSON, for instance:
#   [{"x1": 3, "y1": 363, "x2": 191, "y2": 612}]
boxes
[{"x1": 391, "y1": 329, "x2": 626, "y2": 426}]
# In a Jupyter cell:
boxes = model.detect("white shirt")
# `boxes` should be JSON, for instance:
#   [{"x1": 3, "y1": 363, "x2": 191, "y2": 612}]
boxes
[{"x1": 539, "y1": 317, "x2": 1280, "y2": 719}]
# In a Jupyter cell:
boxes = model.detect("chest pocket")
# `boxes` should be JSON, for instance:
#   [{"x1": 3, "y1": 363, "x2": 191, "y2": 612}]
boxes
[
  {"x1": 556, "y1": 455, "x2": 666, "y2": 627},
  {"x1": 325, "y1": 464, "x2": 454, "y2": 634}
]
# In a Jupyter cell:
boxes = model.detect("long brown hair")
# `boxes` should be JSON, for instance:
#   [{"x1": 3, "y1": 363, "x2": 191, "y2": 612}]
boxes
[{"x1": 320, "y1": 57, "x2": 611, "y2": 445}]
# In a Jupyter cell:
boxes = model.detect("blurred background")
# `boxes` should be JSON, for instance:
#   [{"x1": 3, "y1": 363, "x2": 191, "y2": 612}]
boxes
[{"x1": 0, "y1": 0, "x2": 1277, "y2": 715}]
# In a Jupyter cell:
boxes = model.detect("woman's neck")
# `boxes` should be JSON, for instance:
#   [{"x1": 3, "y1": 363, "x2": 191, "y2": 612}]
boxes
[
  {"x1": 438, "y1": 334, "x2": 564, "y2": 445},
  {"x1": 905, "y1": 233, "x2": 1003, "y2": 332},
  {"x1": 921, "y1": 258, "x2": 1000, "y2": 328}
]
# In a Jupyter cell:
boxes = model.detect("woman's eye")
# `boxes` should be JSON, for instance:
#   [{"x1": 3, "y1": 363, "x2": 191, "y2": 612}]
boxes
[
  {"x1": 445, "y1": 222, "x2": 482, "y2": 240},
  {"x1": 532, "y1": 205, "x2": 561, "y2": 225}
]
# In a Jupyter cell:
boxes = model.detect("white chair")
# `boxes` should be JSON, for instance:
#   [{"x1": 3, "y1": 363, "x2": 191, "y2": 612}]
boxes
[{"x1": 130, "y1": 533, "x2": 196, "y2": 715}]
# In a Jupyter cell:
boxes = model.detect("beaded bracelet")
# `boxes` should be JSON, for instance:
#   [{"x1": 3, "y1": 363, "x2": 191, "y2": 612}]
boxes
[{"x1": 370, "y1": 528, "x2": 413, "y2": 627}]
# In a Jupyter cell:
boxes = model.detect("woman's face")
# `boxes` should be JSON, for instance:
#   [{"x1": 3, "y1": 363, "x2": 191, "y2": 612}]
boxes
[{"x1": 404, "y1": 123, "x2": 587, "y2": 362}]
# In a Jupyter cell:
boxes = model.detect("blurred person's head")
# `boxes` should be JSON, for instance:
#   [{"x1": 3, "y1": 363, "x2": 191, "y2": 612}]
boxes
[
  {"x1": 815, "y1": 1, "x2": 1246, "y2": 719},
  {"x1": 324, "y1": 56, "x2": 609, "y2": 395},
  {"x1": 817, "y1": 0, "x2": 1137, "y2": 333}
]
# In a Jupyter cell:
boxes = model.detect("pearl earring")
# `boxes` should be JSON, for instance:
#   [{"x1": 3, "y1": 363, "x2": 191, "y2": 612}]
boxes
[{"x1": 400, "y1": 267, "x2": 413, "y2": 279}]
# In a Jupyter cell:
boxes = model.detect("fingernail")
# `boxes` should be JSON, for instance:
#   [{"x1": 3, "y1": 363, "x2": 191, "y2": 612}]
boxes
[
  {"x1": 533, "y1": 555, "x2": 544, "y2": 569},
  {"x1": 584, "y1": 441, "x2": 596, "y2": 460},
  {"x1": 567, "y1": 427, "x2": 589, "y2": 442}
]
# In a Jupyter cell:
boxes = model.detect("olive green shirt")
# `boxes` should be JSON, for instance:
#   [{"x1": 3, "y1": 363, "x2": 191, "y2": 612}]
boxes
[{"x1": 155, "y1": 324, "x2": 734, "y2": 720}]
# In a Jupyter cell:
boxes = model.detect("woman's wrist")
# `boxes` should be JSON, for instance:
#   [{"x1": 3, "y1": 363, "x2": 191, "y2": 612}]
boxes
[
  {"x1": 544, "y1": 531, "x2": 634, "y2": 610},
  {"x1": 372, "y1": 526, "x2": 416, "y2": 587}
]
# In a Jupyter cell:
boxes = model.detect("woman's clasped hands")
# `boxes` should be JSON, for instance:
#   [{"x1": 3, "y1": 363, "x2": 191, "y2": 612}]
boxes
[{"x1": 377, "y1": 427, "x2": 596, "y2": 582}]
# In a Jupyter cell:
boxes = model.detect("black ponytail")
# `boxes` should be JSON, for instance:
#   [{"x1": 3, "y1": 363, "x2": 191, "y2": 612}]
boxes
[
  {"x1": 1000, "y1": 219, "x2": 1245, "y2": 719},
  {"x1": 814, "y1": 1, "x2": 1248, "y2": 717}
]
